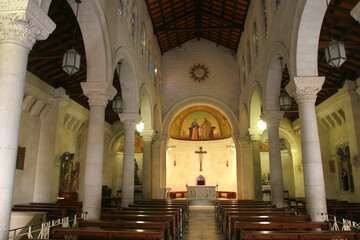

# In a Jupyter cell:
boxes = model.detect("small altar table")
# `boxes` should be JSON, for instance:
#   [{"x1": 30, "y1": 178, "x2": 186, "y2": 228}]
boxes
[{"x1": 186, "y1": 185, "x2": 216, "y2": 200}]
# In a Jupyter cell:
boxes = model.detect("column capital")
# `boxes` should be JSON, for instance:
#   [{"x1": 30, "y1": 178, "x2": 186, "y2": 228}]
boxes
[
  {"x1": 351, "y1": 1, "x2": 360, "y2": 23},
  {"x1": 0, "y1": 0, "x2": 56, "y2": 50},
  {"x1": 285, "y1": 76, "x2": 325, "y2": 104},
  {"x1": 140, "y1": 129, "x2": 155, "y2": 142},
  {"x1": 248, "y1": 128, "x2": 263, "y2": 142},
  {"x1": 262, "y1": 110, "x2": 284, "y2": 129},
  {"x1": 119, "y1": 112, "x2": 141, "y2": 129},
  {"x1": 81, "y1": 81, "x2": 117, "y2": 107}
]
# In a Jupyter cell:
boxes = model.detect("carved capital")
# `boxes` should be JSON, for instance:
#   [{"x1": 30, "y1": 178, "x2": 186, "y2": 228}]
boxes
[
  {"x1": 351, "y1": 1, "x2": 360, "y2": 23},
  {"x1": 285, "y1": 77, "x2": 325, "y2": 104},
  {"x1": 119, "y1": 112, "x2": 141, "y2": 129},
  {"x1": 81, "y1": 81, "x2": 117, "y2": 107},
  {"x1": 248, "y1": 128, "x2": 263, "y2": 142},
  {"x1": 262, "y1": 110, "x2": 284, "y2": 129},
  {"x1": 0, "y1": 0, "x2": 56, "y2": 50},
  {"x1": 141, "y1": 129, "x2": 155, "y2": 142}
]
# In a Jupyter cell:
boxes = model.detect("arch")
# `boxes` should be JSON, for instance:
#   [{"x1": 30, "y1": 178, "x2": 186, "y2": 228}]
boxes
[
  {"x1": 262, "y1": 41, "x2": 290, "y2": 111},
  {"x1": 248, "y1": 82, "x2": 262, "y2": 129},
  {"x1": 163, "y1": 96, "x2": 239, "y2": 140},
  {"x1": 153, "y1": 104, "x2": 162, "y2": 136},
  {"x1": 291, "y1": 0, "x2": 327, "y2": 76},
  {"x1": 68, "y1": 0, "x2": 112, "y2": 83},
  {"x1": 113, "y1": 47, "x2": 140, "y2": 113},
  {"x1": 239, "y1": 103, "x2": 249, "y2": 139},
  {"x1": 139, "y1": 84, "x2": 154, "y2": 130}
]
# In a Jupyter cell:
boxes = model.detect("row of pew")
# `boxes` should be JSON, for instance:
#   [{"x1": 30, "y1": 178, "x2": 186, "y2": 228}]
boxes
[
  {"x1": 50, "y1": 199, "x2": 189, "y2": 240},
  {"x1": 216, "y1": 199, "x2": 360, "y2": 240}
]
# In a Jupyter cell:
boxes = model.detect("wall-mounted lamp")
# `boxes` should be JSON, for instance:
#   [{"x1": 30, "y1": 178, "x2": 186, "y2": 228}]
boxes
[
  {"x1": 136, "y1": 121, "x2": 144, "y2": 132},
  {"x1": 226, "y1": 145, "x2": 235, "y2": 150},
  {"x1": 173, "y1": 159, "x2": 176, "y2": 166},
  {"x1": 257, "y1": 119, "x2": 267, "y2": 131},
  {"x1": 226, "y1": 160, "x2": 229, "y2": 167}
]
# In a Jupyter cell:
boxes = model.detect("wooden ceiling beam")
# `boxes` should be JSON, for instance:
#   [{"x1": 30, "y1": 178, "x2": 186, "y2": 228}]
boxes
[
  {"x1": 318, "y1": 41, "x2": 360, "y2": 48},
  {"x1": 201, "y1": 9, "x2": 244, "y2": 30}
]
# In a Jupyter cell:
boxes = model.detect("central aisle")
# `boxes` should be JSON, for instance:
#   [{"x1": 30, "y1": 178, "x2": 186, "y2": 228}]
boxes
[{"x1": 182, "y1": 206, "x2": 222, "y2": 240}]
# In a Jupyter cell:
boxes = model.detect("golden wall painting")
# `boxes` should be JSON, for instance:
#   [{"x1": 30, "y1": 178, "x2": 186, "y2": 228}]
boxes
[{"x1": 115, "y1": 134, "x2": 144, "y2": 153}]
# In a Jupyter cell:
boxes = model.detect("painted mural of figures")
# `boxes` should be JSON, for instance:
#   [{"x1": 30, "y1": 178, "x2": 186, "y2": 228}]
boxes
[
  {"x1": 201, "y1": 118, "x2": 212, "y2": 140},
  {"x1": 191, "y1": 119, "x2": 199, "y2": 140}
]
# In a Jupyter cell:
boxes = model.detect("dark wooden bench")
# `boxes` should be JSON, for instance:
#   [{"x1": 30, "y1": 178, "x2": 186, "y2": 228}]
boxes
[
  {"x1": 79, "y1": 220, "x2": 170, "y2": 240},
  {"x1": 130, "y1": 203, "x2": 188, "y2": 222},
  {"x1": 233, "y1": 221, "x2": 330, "y2": 240},
  {"x1": 228, "y1": 215, "x2": 312, "y2": 240},
  {"x1": 239, "y1": 230, "x2": 360, "y2": 240},
  {"x1": 101, "y1": 213, "x2": 178, "y2": 240},
  {"x1": 16, "y1": 203, "x2": 81, "y2": 216},
  {"x1": 12, "y1": 206, "x2": 67, "y2": 219},
  {"x1": 51, "y1": 227, "x2": 164, "y2": 239}
]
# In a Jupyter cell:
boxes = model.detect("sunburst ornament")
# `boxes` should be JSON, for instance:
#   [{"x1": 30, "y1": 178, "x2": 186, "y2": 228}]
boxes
[{"x1": 190, "y1": 64, "x2": 209, "y2": 82}]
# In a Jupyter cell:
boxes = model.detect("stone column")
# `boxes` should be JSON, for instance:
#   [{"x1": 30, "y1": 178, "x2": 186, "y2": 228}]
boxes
[
  {"x1": 237, "y1": 138, "x2": 253, "y2": 199},
  {"x1": 286, "y1": 76, "x2": 327, "y2": 221},
  {"x1": 119, "y1": 113, "x2": 141, "y2": 207},
  {"x1": 140, "y1": 129, "x2": 154, "y2": 200},
  {"x1": 248, "y1": 129, "x2": 264, "y2": 201},
  {"x1": 81, "y1": 82, "x2": 116, "y2": 220},
  {"x1": 151, "y1": 139, "x2": 162, "y2": 199},
  {"x1": 263, "y1": 110, "x2": 285, "y2": 208},
  {"x1": 0, "y1": 2, "x2": 55, "y2": 239}
]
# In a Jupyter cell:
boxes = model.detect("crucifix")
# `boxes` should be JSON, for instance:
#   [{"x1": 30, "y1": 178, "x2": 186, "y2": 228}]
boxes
[{"x1": 195, "y1": 146, "x2": 207, "y2": 171}]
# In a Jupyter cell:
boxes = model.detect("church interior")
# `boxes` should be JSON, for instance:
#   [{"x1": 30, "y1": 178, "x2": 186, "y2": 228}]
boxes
[{"x1": 1, "y1": 0, "x2": 360, "y2": 239}]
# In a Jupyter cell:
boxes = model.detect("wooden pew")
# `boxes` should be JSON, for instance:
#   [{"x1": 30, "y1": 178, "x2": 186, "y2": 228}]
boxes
[
  {"x1": 101, "y1": 213, "x2": 178, "y2": 240},
  {"x1": 228, "y1": 215, "x2": 311, "y2": 240},
  {"x1": 16, "y1": 203, "x2": 81, "y2": 216},
  {"x1": 130, "y1": 203, "x2": 188, "y2": 223},
  {"x1": 12, "y1": 206, "x2": 67, "y2": 219},
  {"x1": 239, "y1": 230, "x2": 360, "y2": 240},
  {"x1": 51, "y1": 227, "x2": 165, "y2": 240},
  {"x1": 115, "y1": 208, "x2": 184, "y2": 236},
  {"x1": 79, "y1": 220, "x2": 171, "y2": 240},
  {"x1": 233, "y1": 221, "x2": 330, "y2": 240}
]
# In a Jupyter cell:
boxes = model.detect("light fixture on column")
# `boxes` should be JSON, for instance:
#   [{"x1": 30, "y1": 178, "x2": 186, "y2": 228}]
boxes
[
  {"x1": 62, "y1": 0, "x2": 82, "y2": 76},
  {"x1": 173, "y1": 159, "x2": 176, "y2": 166},
  {"x1": 136, "y1": 121, "x2": 144, "y2": 132},
  {"x1": 257, "y1": 119, "x2": 267, "y2": 131},
  {"x1": 279, "y1": 92, "x2": 291, "y2": 111}
]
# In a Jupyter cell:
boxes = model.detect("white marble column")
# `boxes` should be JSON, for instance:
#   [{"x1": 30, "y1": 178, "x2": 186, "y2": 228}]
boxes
[
  {"x1": 81, "y1": 82, "x2": 116, "y2": 220},
  {"x1": 0, "y1": 1, "x2": 55, "y2": 239},
  {"x1": 248, "y1": 129, "x2": 263, "y2": 201},
  {"x1": 286, "y1": 77, "x2": 327, "y2": 221},
  {"x1": 151, "y1": 139, "x2": 162, "y2": 199},
  {"x1": 263, "y1": 110, "x2": 285, "y2": 208},
  {"x1": 237, "y1": 138, "x2": 253, "y2": 199},
  {"x1": 119, "y1": 113, "x2": 141, "y2": 207},
  {"x1": 140, "y1": 129, "x2": 154, "y2": 200}
]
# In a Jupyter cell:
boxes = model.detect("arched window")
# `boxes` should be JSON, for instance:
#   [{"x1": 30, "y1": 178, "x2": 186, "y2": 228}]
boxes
[
  {"x1": 131, "y1": 3, "x2": 137, "y2": 40},
  {"x1": 253, "y1": 22, "x2": 259, "y2": 56},
  {"x1": 276, "y1": 0, "x2": 281, "y2": 10},
  {"x1": 118, "y1": 0, "x2": 124, "y2": 15},
  {"x1": 140, "y1": 26, "x2": 146, "y2": 59},
  {"x1": 246, "y1": 41, "x2": 251, "y2": 73},
  {"x1": 148, "y1": 44, "x2": 152, "y2": 76},
  {"x1": 262, "y1": 0, "x2": 268, "y2": 35},
  {"x1": 241, "y1": 56, "x2": 246, "y2": 86},
  {"x1": 154, "y1": 59, "x2": 158, "y2": 86}
]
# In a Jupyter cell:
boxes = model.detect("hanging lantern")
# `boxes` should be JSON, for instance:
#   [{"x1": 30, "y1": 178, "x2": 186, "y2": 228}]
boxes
[
  {"x1": 62, "y1": 48, "x2": 81, "y2": 76},
  {"x1": 325, "y1": 40, "x2": 346, "y2": 68},
  {"x1": 136, "y1": 121, "x2": 144, "y2": 132},
  {"x1": 279, "y1": 92, "x2": 291, "y2": 111},
  {"x1": 112, "y1": 95, "x2": 123, "y2": 113}
]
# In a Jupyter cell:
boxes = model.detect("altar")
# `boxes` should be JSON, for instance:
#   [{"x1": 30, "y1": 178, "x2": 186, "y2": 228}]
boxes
[{"x1": 186, "y1": 185, "x2": 216, "y2": 200}]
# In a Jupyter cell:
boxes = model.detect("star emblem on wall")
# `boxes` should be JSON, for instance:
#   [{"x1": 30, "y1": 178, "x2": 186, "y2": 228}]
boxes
[{"x1": 190, "y1": 64, "x2": 209, "y2": 82}]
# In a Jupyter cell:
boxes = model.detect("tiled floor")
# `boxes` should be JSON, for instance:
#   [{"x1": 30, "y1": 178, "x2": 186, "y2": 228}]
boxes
[{"x1": 182, "y1": 206, "x2": 222, "y2": 240}]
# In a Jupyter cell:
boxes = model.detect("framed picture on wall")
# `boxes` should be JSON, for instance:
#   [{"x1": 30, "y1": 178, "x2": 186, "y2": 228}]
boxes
[{"x1": 16, "y1": 147, "x2": 26, "y2": 170}]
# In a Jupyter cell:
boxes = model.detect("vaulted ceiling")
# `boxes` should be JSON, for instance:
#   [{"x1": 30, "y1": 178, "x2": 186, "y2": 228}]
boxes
[{"x1": 26, "y1": 0, "x2": 360, "y2": 124}]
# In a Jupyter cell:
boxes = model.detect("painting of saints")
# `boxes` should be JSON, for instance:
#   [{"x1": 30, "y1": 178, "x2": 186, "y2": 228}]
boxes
[
  {"x1": 201, "y1": 118, "x2": 212, "y2": 140},
  {"x1": 191, "y1": 119, "x2": 199, "y2": 140}
]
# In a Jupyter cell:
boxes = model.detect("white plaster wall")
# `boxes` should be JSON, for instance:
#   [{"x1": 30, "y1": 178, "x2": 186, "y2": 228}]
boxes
[
  {"x1": 166, "y1": 138, "x2": 237, "y2": 193},
  {"x1": 161, "y1": 39, "x2": 241, "y2": 116}
]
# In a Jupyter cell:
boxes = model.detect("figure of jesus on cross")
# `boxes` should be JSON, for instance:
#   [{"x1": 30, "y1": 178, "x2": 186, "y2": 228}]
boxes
[{"x1": 195, "y1": 146, "x2": 207, "y2": 171}]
